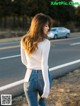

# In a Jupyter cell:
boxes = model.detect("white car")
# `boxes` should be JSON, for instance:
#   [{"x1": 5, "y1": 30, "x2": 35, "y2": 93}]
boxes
[{"x1": 48, "y1": 27, "x2": 70, "y2": 39}]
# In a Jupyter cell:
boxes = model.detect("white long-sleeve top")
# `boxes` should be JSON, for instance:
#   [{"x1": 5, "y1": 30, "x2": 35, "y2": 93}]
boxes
[{"x1": 21, "y1": 38, "x2": 50, "y2": 98}]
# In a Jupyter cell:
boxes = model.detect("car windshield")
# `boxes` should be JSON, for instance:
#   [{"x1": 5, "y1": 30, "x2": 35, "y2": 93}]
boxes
[
  {"x1": 51, "y1": 29, "x2": 56, "y2": 31},
  {"x1": 58, "y1": 28, "x2": 63, "y2": 30}
]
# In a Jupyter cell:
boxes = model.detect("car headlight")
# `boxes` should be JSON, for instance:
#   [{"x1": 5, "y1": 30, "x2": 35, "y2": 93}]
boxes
[
  {"x1": 67, "y1": 29, "x2": 70, "y2": 33},
  {"x1": 48, "y1": 32, "x2": 54, "y2": 37}
]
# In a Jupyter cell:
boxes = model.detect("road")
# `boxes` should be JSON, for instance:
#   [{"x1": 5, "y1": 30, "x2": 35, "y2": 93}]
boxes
[{"x1": 0, "y1": 34, "x2": 80, "y2": 98}]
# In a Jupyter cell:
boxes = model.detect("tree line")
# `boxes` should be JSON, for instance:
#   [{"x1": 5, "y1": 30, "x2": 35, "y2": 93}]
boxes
[{"x1": 0, "y1": 0, "x2": 80, "y2": 31}]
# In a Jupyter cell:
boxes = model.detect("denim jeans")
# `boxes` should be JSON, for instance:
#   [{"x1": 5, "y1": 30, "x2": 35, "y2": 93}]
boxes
[{"x1": 23, "y1": 69, "x2": 52, "y2": 106}]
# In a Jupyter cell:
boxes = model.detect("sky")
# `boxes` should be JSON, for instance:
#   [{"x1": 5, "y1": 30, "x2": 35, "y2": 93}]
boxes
[
  {"x1": 72, "y1": 0, "x2": 80, "y2": 2},
  {"x1": 72, "y1": 0, "x2": 80, "y2": 7}
]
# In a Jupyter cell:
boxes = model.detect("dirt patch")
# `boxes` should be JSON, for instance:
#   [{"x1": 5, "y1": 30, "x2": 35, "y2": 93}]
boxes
[{"x1": 13, "y1": 69, "x2": 80, "y2": 106}]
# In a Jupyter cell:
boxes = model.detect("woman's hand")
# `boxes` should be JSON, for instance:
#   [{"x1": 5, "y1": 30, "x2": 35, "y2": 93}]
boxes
[
  {"x1": 41, "y1": 95, "x2": 45, "y2": 99},
  {"x1": 41, "y1": 84, "x2": 50, "y2": 98}
]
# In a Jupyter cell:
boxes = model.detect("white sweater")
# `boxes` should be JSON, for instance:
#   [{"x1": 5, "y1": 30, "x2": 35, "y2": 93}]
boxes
[{"x1": 21, "y1": 39, "x2": 50, "y2": 98}]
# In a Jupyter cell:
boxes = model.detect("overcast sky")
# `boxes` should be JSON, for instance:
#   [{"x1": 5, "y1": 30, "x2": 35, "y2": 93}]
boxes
[{"x1": 72, "y1": 0, "x2": 80, "y2": 7}]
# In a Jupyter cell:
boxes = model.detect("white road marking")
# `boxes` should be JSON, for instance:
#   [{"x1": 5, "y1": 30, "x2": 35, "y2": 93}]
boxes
[
  {"x1": 0, "y1": 45, "x2": 20, "y2": 50},
  {"x1": 49, "y1": 59, "x2": 80, "y2": 71},
  {"x1": 0, "y1": 59, "x2": 80, "y2": 91},
  {"x1": 0, "y1": 54, "x2": 20, "y2": 60},
  {"x1": 0, "y1": 79, "x2": 24, "y2": 91},
  {"x1": 70, "y1": 42, "x2": 80, "y2": 46},
  {"x1": 51, "y1": 36, "x2": 80, "y2": 43},
  {"x1": 0, "y1": 36, "x2": 80, "y2": 91}
]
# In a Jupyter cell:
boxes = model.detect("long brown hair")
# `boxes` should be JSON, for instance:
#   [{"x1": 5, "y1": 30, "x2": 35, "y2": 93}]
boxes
[{"x1": 21, "y1": 13, "x2": 52, "y2": 56}]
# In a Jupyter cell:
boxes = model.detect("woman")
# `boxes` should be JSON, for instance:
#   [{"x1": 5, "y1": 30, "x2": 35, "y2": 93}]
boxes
[{"x1": 21, "y1": 13, "x2": 52, "y2": 106}]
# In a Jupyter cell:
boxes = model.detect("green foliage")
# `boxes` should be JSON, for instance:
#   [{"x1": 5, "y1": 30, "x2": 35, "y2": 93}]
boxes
[
  {"x1": 75, "y1": 6, "x2": 80, "y2": 19},
  {"x1": 0, "y1": 0, "x2": 80, "y2": 28}
]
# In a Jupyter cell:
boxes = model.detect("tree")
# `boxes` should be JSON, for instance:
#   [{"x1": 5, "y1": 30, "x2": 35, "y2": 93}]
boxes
[
  {"x1": 75, "y1": 6, "x2": 80, "y2": 26},
  {"x1": 24, "y1": 0, "x2": 49, "y2": 17},
  {"x1": 48, "y1": 0, "x2": 75, "y2": 25}
]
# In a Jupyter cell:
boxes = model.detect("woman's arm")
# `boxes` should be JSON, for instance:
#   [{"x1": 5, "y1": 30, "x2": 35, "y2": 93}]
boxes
[
  {"x1": 21, "y1": 41, "x2": 27, "y2": 67},
  {"x1": 41, "y1": 40, "x2": 50, "y2": 98}
]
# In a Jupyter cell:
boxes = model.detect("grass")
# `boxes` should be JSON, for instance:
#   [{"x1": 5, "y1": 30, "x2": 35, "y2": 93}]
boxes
[{"x1": 0, "y1": 37, "x2": 21, "y2": 43}]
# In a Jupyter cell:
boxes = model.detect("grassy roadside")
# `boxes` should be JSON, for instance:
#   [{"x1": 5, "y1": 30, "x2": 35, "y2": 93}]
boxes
[
  {"x1": 0, "y1": 37, "x2": 21, "y2": 43},
  {"x1": 0, "y1": 32, "x2": 80, "y2": 43}
]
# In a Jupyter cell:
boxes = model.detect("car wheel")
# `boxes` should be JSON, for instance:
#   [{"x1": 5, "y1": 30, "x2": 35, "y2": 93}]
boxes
[
  {"x1": 54, "y1": 34, "x2": 58, "y2": 39},
  {"x1": 66, "y1": 33, "x2": 70, "y2": 38}
]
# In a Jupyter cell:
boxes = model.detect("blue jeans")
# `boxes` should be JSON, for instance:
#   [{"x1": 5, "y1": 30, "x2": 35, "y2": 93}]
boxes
[{"x1": 24, "y1": 69, "x2": 52, "y2": 106}]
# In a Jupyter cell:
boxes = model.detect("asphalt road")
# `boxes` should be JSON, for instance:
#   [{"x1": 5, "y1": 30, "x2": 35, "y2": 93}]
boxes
[{"x1": 0, "y1": 34, "x2": 80, "y2": 99}]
